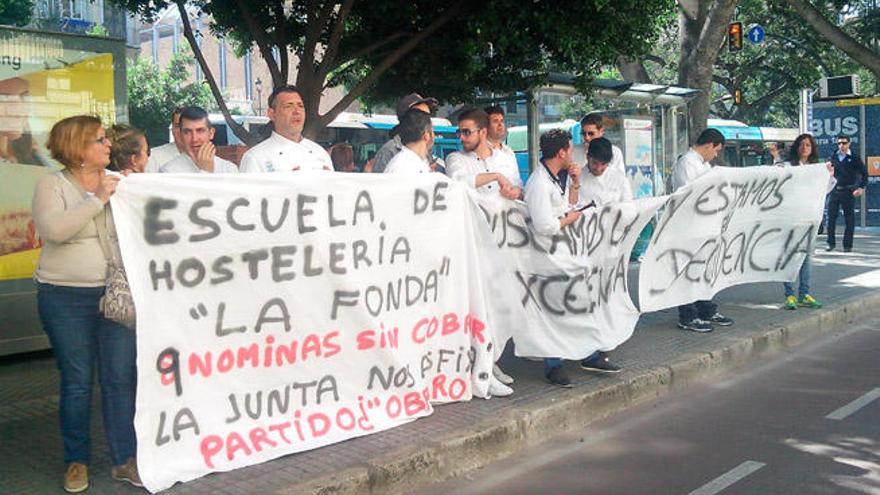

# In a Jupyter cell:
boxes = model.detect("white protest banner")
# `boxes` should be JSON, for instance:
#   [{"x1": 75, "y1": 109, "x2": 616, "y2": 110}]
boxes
[
  {"x1": 110, "y1": 173, "x2": 501, "y2": 492},
  {"x1": 474, "y1": 194, "x2": 665, "y2": 359},
  {"x1": 639, "y1": 164, "x2": 829, "y2": 312}
]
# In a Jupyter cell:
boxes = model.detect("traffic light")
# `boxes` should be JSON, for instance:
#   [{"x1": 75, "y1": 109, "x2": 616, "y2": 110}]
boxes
[
  {"x1": 728, "y1": 22, "x2": 743, "y2": 51},
  {"x1": 734, "y1": 89, "x2": 743, "y2": 105}
]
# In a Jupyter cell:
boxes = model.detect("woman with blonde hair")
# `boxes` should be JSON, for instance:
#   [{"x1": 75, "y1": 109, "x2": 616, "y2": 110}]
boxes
[
  {"x1": 31, "y1": 115, "x2": 141, "y2": 492},
  {"x1": 107, "y1": 123, "x2": 149, "y2": 174}
]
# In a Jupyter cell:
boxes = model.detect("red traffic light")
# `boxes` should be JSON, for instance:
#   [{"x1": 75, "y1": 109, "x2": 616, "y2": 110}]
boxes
[{"x1": 728, "y1": 22, "x2": 743, "y2": 51}]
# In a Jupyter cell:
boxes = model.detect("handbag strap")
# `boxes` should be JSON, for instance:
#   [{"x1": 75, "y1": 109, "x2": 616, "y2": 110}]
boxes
[{"x1": 60, "y1": 169, "x2": 116, "y2": 264}]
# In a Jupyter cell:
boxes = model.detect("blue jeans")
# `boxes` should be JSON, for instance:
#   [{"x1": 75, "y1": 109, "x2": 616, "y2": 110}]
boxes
[
  {"x1": 37, "y1": 282, "x2": 137, "y2": 466},
  {"x1": 784, "y1": 252, "x2": 812, "y2": 298}
]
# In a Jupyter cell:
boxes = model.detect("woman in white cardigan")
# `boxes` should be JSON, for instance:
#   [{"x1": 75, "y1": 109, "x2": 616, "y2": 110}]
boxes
[{"x1": 32, "y1": 115, "x2": 141, "y2": 492}]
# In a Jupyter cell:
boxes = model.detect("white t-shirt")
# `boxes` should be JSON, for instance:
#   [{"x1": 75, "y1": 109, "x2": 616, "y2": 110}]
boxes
[
  {"x1": 672, "y1": 148, "x2": 711, "y2": 192},
  {"x1": 446, "y1": 148, "x2": 522, "y2": 195},
  {"x1": 239, "y1": 132, "x2": 332, "y2": 173},
  {"x1": 524, "y1": 163, "x2": 572, "y2": 238},
  {"x1": 383, "y1": 146, "x2": 431, "y2": 175},
  {"x1": 159, "y1": 154, "x2": 239, "y2": 174},
  {"x1": 145, "y1": 142, "x2": 183, "y2": 173},
  {"x1": 580, "y1": 168, "x2": 633, "y2": 205}
]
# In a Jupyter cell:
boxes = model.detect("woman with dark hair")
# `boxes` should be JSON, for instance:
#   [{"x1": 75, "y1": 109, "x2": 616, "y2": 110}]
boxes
[
  {"x1": 107, "y1": 124, "x2": 149, "y2": 174},
  {"x1": 780, "y1": 133, "x2": 824, "y2": 310},
  {"x1": 32, "y1": 115, "x2": 141, "y2": 492}
]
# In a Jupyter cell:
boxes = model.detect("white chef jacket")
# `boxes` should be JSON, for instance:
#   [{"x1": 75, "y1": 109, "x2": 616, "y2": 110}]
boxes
[
  {"x1": 672, "y1": 148, "x2": 711, "y2": 192},
  {"x1": 159, "y1": 154, "x2": 239, "y2": 174},
  {"x1": 239, "y1": 131, "x2": 332, "y2": 173},
  {"x1": 524, "y1": 162, "x2": 572, "y2": 238},
  {"x1": 145, "y1": 142, "x2": 183, "y2": 173},
  {"x1": 446, "y1": 148, "x2": 522, "y2": 195},
  {"x1": 383, "y1": 146, "x2": 431, "y2": 175},
  {"x1": 579, "y1": 167, "x2": 633, "y2": 205}
]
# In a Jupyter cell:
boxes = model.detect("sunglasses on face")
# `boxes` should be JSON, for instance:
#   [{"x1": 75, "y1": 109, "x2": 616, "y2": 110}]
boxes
[
  {"x1": 456, "y1": 128, "x2": 478, "y2": 137},
  {"x1": 838, "y1": 141, "x2": 850, "y2": 145}
]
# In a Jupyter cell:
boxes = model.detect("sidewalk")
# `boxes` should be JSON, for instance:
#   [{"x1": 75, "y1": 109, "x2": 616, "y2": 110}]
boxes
[{"x1": 3, "y1": 230, "x2": 880, "y2": 495}]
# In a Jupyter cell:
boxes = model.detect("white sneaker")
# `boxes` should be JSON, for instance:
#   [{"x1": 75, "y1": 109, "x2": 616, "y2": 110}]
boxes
[
  {"x1": 493, "y1": 364, "x2": 514, "y2": 385},
  {"x1": 488, "y1": 375, "x2": 514, "y2": 397}
]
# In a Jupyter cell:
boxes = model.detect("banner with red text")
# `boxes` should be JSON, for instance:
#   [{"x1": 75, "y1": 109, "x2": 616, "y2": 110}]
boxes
[
  {"x1": 473, "y1": 194, "x2": 665, "y2": 359},
  {"x1": 111, "y1": 173, "x2": 508, "y2": 492},
  {"x1": 639, "y1": 164, "x2": 829, "y2": 312}
]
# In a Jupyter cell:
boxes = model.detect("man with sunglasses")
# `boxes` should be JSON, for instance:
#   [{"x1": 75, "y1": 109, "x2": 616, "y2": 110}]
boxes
[
  {"x1": 579, "y1": 113, "x2": 625, "y2": 176},
  {"x1": 446, "y1": 107, "x2": 521, "y2": 199},
  {"x1": 826, "y1": 135, "x2": 867, "y2": 252}
]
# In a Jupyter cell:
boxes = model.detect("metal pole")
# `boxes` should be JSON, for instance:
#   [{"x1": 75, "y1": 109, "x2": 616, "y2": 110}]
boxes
[
  {"x1": 526, "y1": 90, "x2": 539, "y2": 174},
  {"x1": 860, "y1": 103, "x2": 867, "y2": 227}
]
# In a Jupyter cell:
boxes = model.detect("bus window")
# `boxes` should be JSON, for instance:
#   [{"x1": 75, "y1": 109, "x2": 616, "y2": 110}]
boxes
[{"x1": 212, "y1": 123, "x2": 229, "y2": 146}]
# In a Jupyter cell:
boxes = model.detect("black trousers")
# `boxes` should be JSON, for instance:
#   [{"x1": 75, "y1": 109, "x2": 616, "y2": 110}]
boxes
[
  {"x1": 678, "y1": 300, "x2": 717, "y2": 323},
  {"x1": 827, "y1": 189, "x2": 855, "y2": 249}
]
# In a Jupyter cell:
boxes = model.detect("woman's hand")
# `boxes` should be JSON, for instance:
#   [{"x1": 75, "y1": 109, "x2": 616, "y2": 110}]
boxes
[{"x1": 94, "y1": 170, "x2": 121, "y2": 204}]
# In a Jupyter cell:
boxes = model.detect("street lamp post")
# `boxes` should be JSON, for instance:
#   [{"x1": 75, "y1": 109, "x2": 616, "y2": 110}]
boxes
[{"x1": 255, "y1": 78, "x2": 263, "y2": 116}]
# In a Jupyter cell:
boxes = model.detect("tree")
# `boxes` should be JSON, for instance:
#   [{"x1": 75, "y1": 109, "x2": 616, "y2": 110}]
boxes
[
  {"x1": 785, "y1": 0, "x2": 880, "y2": 80},
  {"x1": 619, "y1": 0, "x2": 878, "y2": 129},
  {"x1": 0, "y1": 0, "x2": 34, "y2": 27},
  {"x1": 127, "y1": 50, "x2": 216, "y2": 146},
  {"x1": 110, "y1": 0, "x2": 674, "y2": 143},
  {"x1": 677, "y1": 0, "x2": 740, "y2": 141}
]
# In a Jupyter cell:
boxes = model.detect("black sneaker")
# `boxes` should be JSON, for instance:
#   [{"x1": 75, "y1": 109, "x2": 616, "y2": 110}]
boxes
[
  {"x1": 844, "y1": 247, "x2": 852, "y2": 253},
  {"x1": 544, "y1": 366, "x2": 573, "y2": 387},
  {"x1": 580, "y1": 352, "x2": 622, "y2": 373},
  {"x1": 826, "y1": 245, "x2": 835, "y2": 252},
  {"x1": 706, "y1": 312, "x2": 734, "y2": 326},
  {"x1": 678, "y1": 318, "x2": 713, "y2": 333}
]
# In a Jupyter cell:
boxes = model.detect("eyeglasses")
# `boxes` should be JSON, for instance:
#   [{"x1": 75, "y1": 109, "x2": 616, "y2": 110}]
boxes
[
  {"x1": 837, "y1": 141, "x2": 850, "y2": 145},
  {"x1": 580, "y1": 130, "x2": 598, "y2": 138},
  {"x1": 456, "y1": 128, "x2": 479, "y2": 137}
]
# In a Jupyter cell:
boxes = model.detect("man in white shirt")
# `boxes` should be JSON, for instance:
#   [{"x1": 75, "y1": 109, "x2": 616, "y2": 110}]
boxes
[
  {"x1": 240, "y1": 85, "x2": 332, "y2": 173},
  {"x1": 160, "y1": 106, "x2": 238, "y2": 174},
  {"x1": 580, "y1": 137, "x2": 633, "y2": 206},
  {"x1": 579, "y1": 113, "x2": 625, "y2": 176},
  {"x1": 523, "y1": 129, "x2": 582, "y2": 387},
  {"x1": 372, "y1": 93, "x2": 438, "y2": 173},
  {"x1": 671, "y1": 128, "x2": 734, "y2": 333},
  {"x1": 485, "y1": 105, "x2": 521, "y2": 181},
  {"x1": 445, "y1": 107, "x2": 520, "y2": 396},
  {"x1": 146, "y1": 107, "x2": 186, "y2": 173},
  {"x1": 383, "y1": 108, "x2": 434, "y2": 175},
  {"x1": 446, "y1": 107, "x2": 521, "y2": 199}
]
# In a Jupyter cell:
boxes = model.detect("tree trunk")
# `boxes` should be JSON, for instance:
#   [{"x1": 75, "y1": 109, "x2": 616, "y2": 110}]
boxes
[
  {"x1": 174, "y1": 1, "x2": 257, "y2": 145},
  {"x1": 676, "y1": 0, "x2": 739, "y2": 143},
  {"x1": 785, "y1": 0, "x2": 880, "y2": 80},
  {"x1": 616, "y1": 55, "x2": 652, "y2": 83}
]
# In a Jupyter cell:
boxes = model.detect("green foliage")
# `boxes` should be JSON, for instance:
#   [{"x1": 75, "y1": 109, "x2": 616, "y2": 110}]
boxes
[
  {"x1": 641, "y1": 0, "x2": 877, "y2": 127},
  {"x1": 110, "y1": 0, "x2": 674, "y2": 133},
  {"x1": 0, "y1": 0, "x2": 34, "y2": 27},
  {"x1": 127, "y1": 50, "x2": 216, "y2": 146},
  {"x1": 85, "y1": 24, "x2": 110, "y2": 37}
]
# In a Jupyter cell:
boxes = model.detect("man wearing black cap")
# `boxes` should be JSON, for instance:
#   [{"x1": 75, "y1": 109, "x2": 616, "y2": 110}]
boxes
[{"x1": 371, "y1": 93, "x2": 438, "y2": 173}]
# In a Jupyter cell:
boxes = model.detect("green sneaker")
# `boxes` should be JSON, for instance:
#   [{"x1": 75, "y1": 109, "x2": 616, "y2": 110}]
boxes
[
  {"x1": 798, "y1": 294, "x2": 822, "y2": 308},
  {"x1": 784, "y1": 295, "x2": 798, "y2": 310}
]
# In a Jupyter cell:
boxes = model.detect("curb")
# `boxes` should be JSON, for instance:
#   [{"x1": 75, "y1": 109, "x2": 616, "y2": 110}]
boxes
[{"x1": 279, "y1": 292, "x2": 880, "y2": 495}]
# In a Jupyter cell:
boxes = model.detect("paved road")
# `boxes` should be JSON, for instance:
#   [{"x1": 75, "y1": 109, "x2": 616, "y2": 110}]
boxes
[{"x1": 420, "y1": 320, "x2": 880, "y2": 495}]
